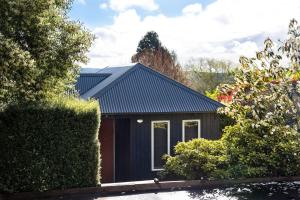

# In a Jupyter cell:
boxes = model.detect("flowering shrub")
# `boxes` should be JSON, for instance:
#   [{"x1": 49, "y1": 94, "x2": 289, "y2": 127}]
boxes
[{"x1": 163, "y1": 19, "x2": 300, "y2": 180}]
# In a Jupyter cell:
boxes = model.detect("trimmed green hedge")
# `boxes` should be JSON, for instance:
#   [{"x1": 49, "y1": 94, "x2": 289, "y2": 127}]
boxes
[{"x1": 0, "y1": 98, "x2": 101, "y2": 193}]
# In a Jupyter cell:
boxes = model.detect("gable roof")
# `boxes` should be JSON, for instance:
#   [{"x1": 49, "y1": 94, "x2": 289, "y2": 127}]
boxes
[
  {"x1": 81, "y1": 65, "x2": 135, "y2": 99},
  {"x1": 75, "y1": 73, "x2": 110, "y2": 95},
  {"x1": 76, "y1": 63, "x2": 223, "y2": 114}
]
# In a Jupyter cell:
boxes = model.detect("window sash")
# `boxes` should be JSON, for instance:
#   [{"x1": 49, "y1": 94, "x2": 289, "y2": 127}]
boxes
[
  {"x1": 182, "y1": 119, "x2": 201, "y2": 142},
  {"x1": 151, "y1": 120, "x2": 170, "y2": 171}
]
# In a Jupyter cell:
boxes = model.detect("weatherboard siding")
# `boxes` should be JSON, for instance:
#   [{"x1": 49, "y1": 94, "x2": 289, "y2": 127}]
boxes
[{"x1": 104, "y1": 112, "x2": 220, "y2": 181}]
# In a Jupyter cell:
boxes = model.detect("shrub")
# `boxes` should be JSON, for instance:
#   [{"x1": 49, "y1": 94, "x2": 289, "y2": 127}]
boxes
[
  {"x1": 0, "y1": 97, "x2": 101, "y2": 193},
  {"x1": 162, "y1": 138, "x2": 228, "y2": 180},
  {"x1": 223, "y1": 120, "x2": 300, "y2": 178},
  {"x1": 218, "y1": 113, "x2": 236, "y2": 132},
  {"x1": 162, "y1": 20, "x2": 300, "y2": 181}
]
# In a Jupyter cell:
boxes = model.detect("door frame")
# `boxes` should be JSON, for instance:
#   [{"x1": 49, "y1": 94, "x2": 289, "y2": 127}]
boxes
[{"x1": 112, "y1": 119, "x2": 116, "y2": 182}]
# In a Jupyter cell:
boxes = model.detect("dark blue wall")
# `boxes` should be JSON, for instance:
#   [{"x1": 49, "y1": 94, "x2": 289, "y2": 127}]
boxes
[{"x1": 106, "y1": 112, "x2": 220, "y2": 181}]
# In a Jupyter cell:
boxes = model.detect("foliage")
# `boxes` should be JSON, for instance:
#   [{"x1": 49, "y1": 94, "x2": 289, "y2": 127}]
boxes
[
  {"x1": 204, "y1": 89, "x2": 236, "y2": 131},
  {"x1": 220, "y1": 21, "x2": 300, "y2": 125},
  {"x1": 186, "y1": 58, "x2": 235, "y2": 93},
  {"x1": 132, "y1": 31, "x2": 189, "y2": 85},
  {"x1": 218, "y1": 19, "x2": 300, "y2": 178},
  {"x1": 205, "y1": 88, "x2": 219, "y2": 100},
  {"x1": 0, "y1": 97, "x2": 101, "y2": 193},
  {"x1": 223, "y1": 120, "x2": 300, "y2": 178},
  {"x1": 136, "y1": 31, "x2": 161, "y2": 53},
  {"x1": 163, "y1": 19, "x2": 300, "y2": 180},
  {"x1": 162, "y1": 139, "x2": 228, "y2": 180},
  {"x1": 0, "y1": 36, "x2": 38, "y2": 109},
  {"x1": 218, "y1": 113, "x2": 236, "y2": 132},
  {"x1": 0, "y1": 0, "x2": 93, "y2": 108}
]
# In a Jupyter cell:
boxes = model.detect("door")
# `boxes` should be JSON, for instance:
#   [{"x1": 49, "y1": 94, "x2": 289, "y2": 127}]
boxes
[{"x1": 115, "y1": 118, "x2": 131, "y2": 182}]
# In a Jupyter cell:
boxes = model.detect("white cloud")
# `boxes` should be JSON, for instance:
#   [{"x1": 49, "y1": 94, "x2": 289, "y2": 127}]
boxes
[
  {"x1": 100, "y1": 3, "x2": 108, "y2": 9},
  {"x1": 107, "y1": 0, "x2": 159, "y2": 12},
  {"x1": 231, "y1": 41, "x2": 259, "y2": 57},
  {"x1": 182, "y1": 3, "x2": 203, "y2": 16},
  {"x1": 85, "y1": 0, "x2": 300, "y2": 67}
]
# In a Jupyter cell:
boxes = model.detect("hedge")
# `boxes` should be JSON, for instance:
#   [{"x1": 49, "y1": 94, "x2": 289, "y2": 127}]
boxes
[{"x1": 0, "y1": 98, "x2": 101, "y2": 193}]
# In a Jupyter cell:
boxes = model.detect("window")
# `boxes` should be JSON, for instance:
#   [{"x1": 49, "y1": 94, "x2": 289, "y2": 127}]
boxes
[
  {"x1": 182, "y1": 120, "x2": 201, "y2": 142},
  {"x1": 151, "y1": 120, "x2": 170, "y2": 171}
]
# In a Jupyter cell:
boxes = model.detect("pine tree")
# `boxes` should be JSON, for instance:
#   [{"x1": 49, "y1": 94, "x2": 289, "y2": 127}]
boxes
[
  {"x1": 132, "y1": 31, "x2": 188, "y2": 85},
  {"x1": 136, "y1": 31, "x2": 161, "y2": 53}
]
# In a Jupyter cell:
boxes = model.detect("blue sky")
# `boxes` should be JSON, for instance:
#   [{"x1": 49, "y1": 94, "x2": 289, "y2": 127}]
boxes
[
  {"x1": 69, "y1": 0, "x2": 215, "y2": 28},
  {"x1": 68, "y1": 0, "x2": 300, "y2": 68}
]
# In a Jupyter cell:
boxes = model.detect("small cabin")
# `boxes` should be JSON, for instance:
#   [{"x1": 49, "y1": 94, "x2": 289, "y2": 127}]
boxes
[{"x1": 75, "y1": 63, "x2": 223, "y2": 183}]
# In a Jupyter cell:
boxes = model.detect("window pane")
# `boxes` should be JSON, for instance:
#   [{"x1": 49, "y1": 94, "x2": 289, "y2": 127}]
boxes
[
  {"x1": 153, "y1": 122, "x2": 168, "y2": 169},
  {"x1": 184, "y1": 121, "x2": 199, "y2": 141}
]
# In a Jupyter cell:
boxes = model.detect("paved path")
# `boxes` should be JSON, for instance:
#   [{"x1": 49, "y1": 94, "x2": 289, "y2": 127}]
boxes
[
  {"x1": 101, "y1": 191, "x2": 196, "y2": 200},
  {"x1": 46, "y1": 190, "x2": 230, "y2": 200}
]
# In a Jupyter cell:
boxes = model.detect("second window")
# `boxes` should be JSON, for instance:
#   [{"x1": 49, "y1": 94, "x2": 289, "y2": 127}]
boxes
[{"x1": 182, "y1": 119, "x2": 201, "y2": 142}]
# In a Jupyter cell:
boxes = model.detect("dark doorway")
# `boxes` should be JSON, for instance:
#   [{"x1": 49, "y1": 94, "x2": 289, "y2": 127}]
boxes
[{"x1": 115, "y1": 118, "x2": 131, "y2": 182}]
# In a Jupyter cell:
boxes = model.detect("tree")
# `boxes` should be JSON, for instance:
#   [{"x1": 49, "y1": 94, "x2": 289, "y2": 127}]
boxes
[
  {"x1": 132, "y1": 31, "x2": 188, "y2": 85},
  {"x1": 0, "y1": 0, "x2": 93, "y2": 108},
  {"x1": 220, "y1": 19, "x2": 300, "y2": 177},
  {"x1": 185, "y1": 58, "x2": 235, "y2": 93},
  {"x1": 136, "y1": 31, "x2": 161, "y2": 53}
]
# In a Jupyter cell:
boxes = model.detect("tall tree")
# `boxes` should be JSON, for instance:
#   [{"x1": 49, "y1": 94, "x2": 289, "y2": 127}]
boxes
[
  {"x1": 132, "y1": 31, "x2": 188, "y2": 85},
  {"x1": 186, "y1": 58, "x2": 235, "y2": 93},
  {"x1": 220, "y1": 19, "x2": 300, "y2": 177},
  {"x1": 0, "y1": 0, "x2": 93, "y2": 108},
  {"x1": 136, "y1": 31, "x2": 161, "y2": 53}
]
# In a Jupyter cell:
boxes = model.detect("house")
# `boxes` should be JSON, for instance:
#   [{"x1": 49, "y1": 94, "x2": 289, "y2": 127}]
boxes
[{"x1": 75, "y1": 63, "x2": 223, "y2": 183}]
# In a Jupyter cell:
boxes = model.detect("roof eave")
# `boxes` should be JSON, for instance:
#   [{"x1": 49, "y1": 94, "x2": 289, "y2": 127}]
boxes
[{"x1": 100, "y1": 110, "x2": 219, "y2": 116}]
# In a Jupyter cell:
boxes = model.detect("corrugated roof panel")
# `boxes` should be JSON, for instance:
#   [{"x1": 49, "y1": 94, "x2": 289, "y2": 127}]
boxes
[
  {"x1": 81, "y1": 65, "x2": 134, "y2": 99},
  {"x1": 75, "y1": 74, "x2": 109, "y2": 95},
  {"x1": 94, "y1": 64, "x2": 222, "y2": 114}
]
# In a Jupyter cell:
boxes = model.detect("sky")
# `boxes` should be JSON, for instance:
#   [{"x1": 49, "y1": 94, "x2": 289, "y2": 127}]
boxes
[{"x1": 69, "y1": 0, "x2": 300, "y2": 68}]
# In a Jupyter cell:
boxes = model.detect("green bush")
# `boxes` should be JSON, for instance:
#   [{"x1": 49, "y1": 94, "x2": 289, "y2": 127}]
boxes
[
  {"x1": 162, "y1": 138, "x2": 228, "y2": 180},
  {"x1": 223, "y1": 120, "x2": 300, "y2": 178},
  {"x1": 162, "y1": 121, "x2": 300, "y2": 180},
  {"x1": 218, "y1": 113, "x2": 236, "y2": 132},
  {"x1": 162, "y1": 20, "x2": 300, "y2": 180},
  {"x1": 0, "y1": 97, "x2": 101, "y2": 193}
]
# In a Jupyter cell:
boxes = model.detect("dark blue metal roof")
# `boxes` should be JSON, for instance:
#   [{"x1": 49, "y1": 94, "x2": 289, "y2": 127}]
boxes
[
  {"x1": 81, "y1": 65, "x2": 134, "y2": 99},
  {"x1": 76, "y1": 63, "x2": 223, "y2": 114},
  {"x1": 75, "y1": 73, "x2": 109, "y2": 95}
]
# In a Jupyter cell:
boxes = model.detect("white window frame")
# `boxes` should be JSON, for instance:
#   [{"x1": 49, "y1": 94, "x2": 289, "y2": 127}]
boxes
[
  {"x1": 182, "y1": 119, "x2": 201, "y2": 142},
  {"x1": 151, "y1": 120, "x2": 170, "y2": 171}
]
